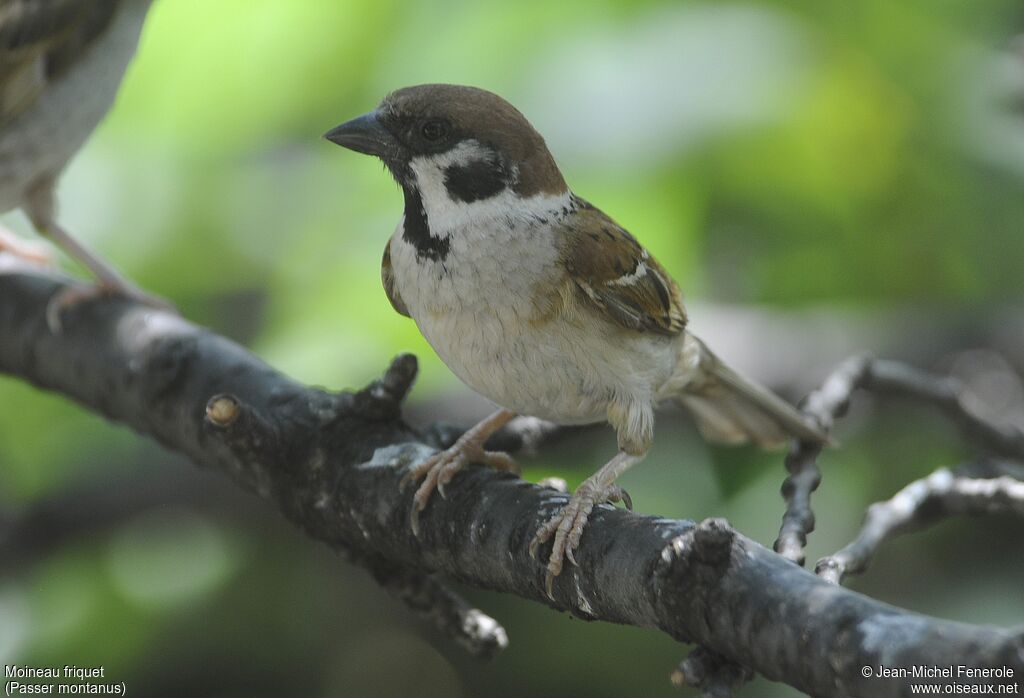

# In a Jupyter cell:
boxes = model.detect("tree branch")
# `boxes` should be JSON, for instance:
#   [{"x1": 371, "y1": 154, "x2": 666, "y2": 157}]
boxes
[
  {"x1": 672, "y1": 646, "x2": 754, "y2": 697},
  {"x1": 862, "y1": 360, "x2": 1024, "y2": 460},
  {"x1": 773, "y1": 356, "x2": 1024, "y2": 568},
  {"x1": 816, "y1": 460, "x2": 1024, "y2": 585},
  {"x1": 2, "y1": 265, "x2": 1022, "y2": 697},
  {"x1": 775, "y1": 356, "x2": 871, "y2": 564}
]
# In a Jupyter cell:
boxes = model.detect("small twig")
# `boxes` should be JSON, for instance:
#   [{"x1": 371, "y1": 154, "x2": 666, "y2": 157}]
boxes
[
  {"x1": 816, "y1": 461, "x2": 1024, "y2": 585},
  {"x1": 349, "y1": 355, "x2": 511, "y2": 657},
  {"x1": 774, "y1": 356, "x2": 1024, "y2": 567},
  {"x1": 353, "y1": 353, "x2": 419, "y2": 420},
  {"x1": 347, "y1": 354, "x2": 512, "y2": 656},
  {"x1": 862, "y1": 359, "x2": 1024, "y2": 461},
  {"x1": 671, "y1": 646, "x2": 753, "y2": 697},
  {"x1": 694, "y1": 357, "x2": 872, "y2": 691},
  {"x1": 366, "y1": 558, "x2": 508, "y2": 659},
  {"x1": 766, "y1": 354, "x2": 1024, "y2": 690},
  {"x1": 775, "y1": 357, "x2": 871, "y2": 564},
  {"x1": 669, "y1": 520, "x2": 753, "y2": 697}
]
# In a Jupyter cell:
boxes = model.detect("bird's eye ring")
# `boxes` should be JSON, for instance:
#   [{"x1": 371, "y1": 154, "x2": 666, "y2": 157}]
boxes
[{"x1": 420, "y1": 119, "x2": 448, "y2": 142}]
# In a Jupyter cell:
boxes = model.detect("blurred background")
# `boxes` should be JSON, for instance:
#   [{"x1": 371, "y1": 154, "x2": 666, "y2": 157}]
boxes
[{"x1": 2, "y1": 0, "x2": 1024, "y2": 696}]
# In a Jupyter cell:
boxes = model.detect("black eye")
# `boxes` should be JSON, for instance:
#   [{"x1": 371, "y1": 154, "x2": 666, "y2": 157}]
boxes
[{"x1": 420, "y1": 119, "x2": 448, "y2": 142}]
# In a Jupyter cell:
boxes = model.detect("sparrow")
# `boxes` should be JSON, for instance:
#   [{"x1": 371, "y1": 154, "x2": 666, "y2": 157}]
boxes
[
  {"x1": 0, "y1": 0, "x2": 161, "y2": 322},
  {"x1": 325, "y1": 84, "x2": 827, "y2": 594}
]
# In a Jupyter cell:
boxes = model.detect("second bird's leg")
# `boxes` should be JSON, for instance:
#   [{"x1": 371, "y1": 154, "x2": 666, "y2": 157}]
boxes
[
  {"x1": 25, "y1": 179, "x2": 174, "y2": 330},
  {"x1": 529, "y1": 450, "x2": 644, "y2": 597},
  {"x1": 403, "y1": 409, "x2": 519, "y2": 535}
]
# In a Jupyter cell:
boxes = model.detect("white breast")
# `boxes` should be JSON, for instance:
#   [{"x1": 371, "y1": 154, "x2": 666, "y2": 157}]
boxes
[
  {"x1": 388, "y1": 191, "x2": 678, "y2": 425},
  {"x1": 0, "y1": 0, "x2": 150, "y2": 212}
]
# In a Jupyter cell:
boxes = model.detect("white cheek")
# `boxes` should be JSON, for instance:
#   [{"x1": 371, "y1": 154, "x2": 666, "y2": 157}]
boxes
[
  {"x1": 409, "y1": 140, "x2": 570, "y2": 235},
  {"x1": 408, "y1": 156, "x2": 453, "y2": 210},
  {"x1": 409, "y1": 166, "x2": 572, "y2": 239},
  {"x1": 409, "y1": 141, "x2": 488, "y2": 196},
  {"x1": 409, "y1": 141, "x2": 494, "y2": 233}
]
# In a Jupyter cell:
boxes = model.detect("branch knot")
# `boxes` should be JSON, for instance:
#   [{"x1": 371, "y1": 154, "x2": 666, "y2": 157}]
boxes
[{"x1": 353, "y1": 353, "x2": 419, "y2": 420}]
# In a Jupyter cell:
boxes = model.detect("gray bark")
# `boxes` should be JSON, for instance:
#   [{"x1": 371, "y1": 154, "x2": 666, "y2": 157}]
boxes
[{"x1": 1, "y1": 265, "x2": 1022, "y2": 697}]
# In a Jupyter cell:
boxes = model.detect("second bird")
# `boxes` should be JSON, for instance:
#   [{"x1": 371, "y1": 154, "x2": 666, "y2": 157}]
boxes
[
  {"x1": 0, "y1": 0, "x2": 159, "y2": 322},
  {"x1": 326, "y1": 84, "x2": 826, "y2": 594}
]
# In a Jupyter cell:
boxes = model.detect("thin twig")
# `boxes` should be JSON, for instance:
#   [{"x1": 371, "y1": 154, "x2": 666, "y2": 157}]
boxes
[
  {"x1": 672, "y1": 646, "x2": 753, "y2": 698},
  {"x1": 862, "y1": 359, "x2": 1024, "y2": 461},
  {"x1": 367, "y1": 558, "x2": 509, "y2": 659},
  {"x1": 774, "y1": 357, "x2": 871, "y2": 564},
  {"x1": 816, "y1": 461, "x2": 1024, "y2": 585},
  {"x1": 774, "y1": 356, "x2": 1024, "y2": 567}
]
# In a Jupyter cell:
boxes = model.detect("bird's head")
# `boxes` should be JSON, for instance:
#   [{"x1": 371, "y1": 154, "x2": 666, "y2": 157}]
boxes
[{"x1": 325, "y1": 84, "x2": 567, "y2": 209}]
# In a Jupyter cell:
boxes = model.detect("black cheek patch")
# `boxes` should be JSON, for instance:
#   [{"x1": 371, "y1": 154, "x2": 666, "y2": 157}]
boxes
[{"x1": 443, "y1": 157, "x2": 509, "y2": 203}]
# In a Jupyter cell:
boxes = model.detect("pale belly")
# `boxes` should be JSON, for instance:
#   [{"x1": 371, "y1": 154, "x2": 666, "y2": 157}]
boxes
[
  {"x1": 390, "y1": 232, "x2": 678, "y2": 424},
  {"x1": 419, "y1": 309, "x2": 615, "y2": 424}
]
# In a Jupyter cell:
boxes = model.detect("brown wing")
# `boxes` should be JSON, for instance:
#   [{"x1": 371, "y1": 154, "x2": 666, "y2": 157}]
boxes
[
  {"x1": 381, "y1": 240, "x2": 410, "y2": 318},
  {"x1": 559, "y1": 203, "x2": 686, "y2": 335},
  {"x1": 0, "y1": 0, "x2": 119, "y2": 124}
]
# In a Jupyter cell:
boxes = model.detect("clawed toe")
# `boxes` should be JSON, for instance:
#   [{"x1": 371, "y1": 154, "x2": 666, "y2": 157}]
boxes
[
  {"x1": 401, "y1": 452, "x2": 437, "y2": 489},
  {"x1": 400, "y1": 410, "x2": 518, "y2": 536},
  {"x1": 410, "y1": 478, "x2": 433, "y2": 536},
  {"x1": 481, "y1": 450, "x2": 520, "y2": 475},
  {"x1": 403, "y1": 437, "x2": 518, "y2": 536},
  {"x1": 530, "y1": 499, "x2": 590, "y2": 599},
  {"x1": 408, "y1": 451, "x2": 461, "y2": 535},
  {"x1": 436, "y1": 456, "x2": 467, "y2": 498},
  {"x1": 528, "y1": 511, "x2": 559, "y2": 560},
  {"x1": 609, "y1": 485, "x2": 632, "y2": 511},
  {"x1": 565, "y1": 546, "x2": 578, "y2": 568},
  {"x1": 530, "y1": 479, "x2": 636, "y2": 599}
]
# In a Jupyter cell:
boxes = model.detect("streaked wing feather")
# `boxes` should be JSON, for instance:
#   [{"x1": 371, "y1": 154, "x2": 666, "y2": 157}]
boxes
[{"x1": 560, "y1": 202, "x2": 686, "y2": 335}]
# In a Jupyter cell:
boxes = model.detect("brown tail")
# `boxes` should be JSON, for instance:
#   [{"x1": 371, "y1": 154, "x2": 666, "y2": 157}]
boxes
[{"x1": 675, "y1": 335, "x2": 827, "y2": 449}]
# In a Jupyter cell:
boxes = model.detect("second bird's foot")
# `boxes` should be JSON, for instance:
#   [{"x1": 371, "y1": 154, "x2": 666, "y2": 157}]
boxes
[
  {"x1": 46, "y1": 280, "x2": 176, "y2": 332},
  {"x1": 402, "y1": 441, "x2": 518, "y2": 536},
  {"x1": 529, "y1": 482, "x2": 632, "y2": 599},
  {"x1": 0, "y1": 230, "x2": 55, "y2": 268}
]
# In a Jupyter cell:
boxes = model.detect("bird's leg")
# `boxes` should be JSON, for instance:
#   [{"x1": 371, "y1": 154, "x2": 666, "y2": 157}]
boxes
[
  {"x1": 24, "y1": 178, "x2": 175, "y2": 330},
  {"x1": 529, "y1": 450, "x2": 644, "y2": 598},
  {"x1": 0, "y1": 226, "x2": 54, "y2": 267},
  {"x1": 403, "y1": 409, "x2": 519, "y2": 535}
]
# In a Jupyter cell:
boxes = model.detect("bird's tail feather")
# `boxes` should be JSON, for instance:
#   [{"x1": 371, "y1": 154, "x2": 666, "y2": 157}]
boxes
[{"x1": 674, "y1": 335, "x2": 827, "y2": 449}]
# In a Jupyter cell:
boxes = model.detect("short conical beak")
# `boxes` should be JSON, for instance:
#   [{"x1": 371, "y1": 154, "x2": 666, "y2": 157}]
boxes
[{"x1": 324, "y1": 110, "x2": 395, "y2": 157}]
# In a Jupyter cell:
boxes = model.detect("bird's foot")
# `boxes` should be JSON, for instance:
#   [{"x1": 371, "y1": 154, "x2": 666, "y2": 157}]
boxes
[
  {"x1": 529, "y1": 478, "x2": 632, "y2": 598},
  {"x1": 402, "y1": 432, "x2": 519, "y2": 536},
  {"x1": 47, "y1": 279, "x2": 176, "y2": 332},
  {"x1": 0, "y1": 229, "x2": 55, "y2": 268}
]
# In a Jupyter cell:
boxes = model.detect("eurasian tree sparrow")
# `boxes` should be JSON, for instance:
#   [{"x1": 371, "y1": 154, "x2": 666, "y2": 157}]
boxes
[
  {"x1": 0, "y1": 0, "x2": 159, "y2": 320},
  {"x1": 325, "y1": 84, "x2": 826, "y2": 594}
]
